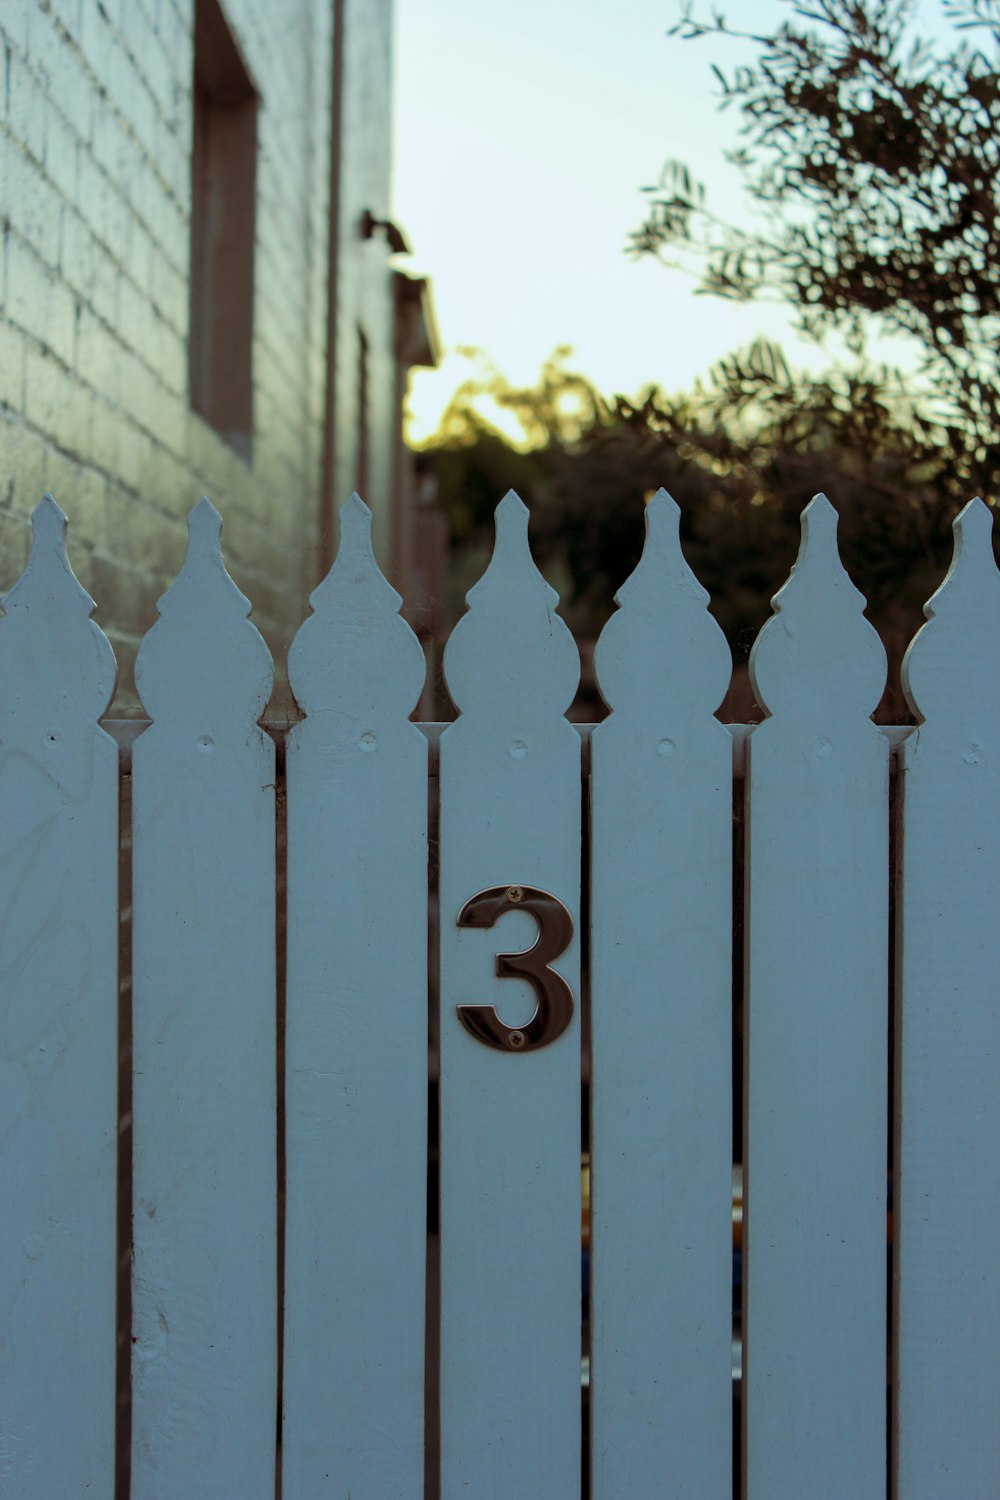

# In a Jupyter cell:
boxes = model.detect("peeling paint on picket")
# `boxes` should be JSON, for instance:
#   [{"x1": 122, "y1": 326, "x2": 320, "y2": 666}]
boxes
[
  {"x1": 282, "y1": 495, "x2": 428, "y2": 1497},
  {"x1": 590, "y1": 490, "x2": 733, "y2": 1499},
  {"x1": 0, "y1": 483, "x2": 997, "y2": 1499},
  {"x1": 0, "y1": 498, "x2": 118, "y2": 1496},
  {"x1": 744, "y1": 495, "x2": 889, "y2": 1500},
  {"x1": 131, "y1": 501, "x2": 277, "y2": 1496},
  {"x1": 895, "y1": 498, "x2": 1000, "y2": 1500},
  {"x1": 438, "y1": 492, "x2": 582, "y2": 1500}
]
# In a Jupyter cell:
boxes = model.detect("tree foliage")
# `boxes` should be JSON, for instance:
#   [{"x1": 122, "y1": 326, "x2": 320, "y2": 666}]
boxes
[
  {"x1": 422, "y1": 348, "x2": 965, "y2": 717},
  {"x1": 631, "y1": 0, "x2": 1000, "y2": 472},
  {"x1": 422, "y1": 2, "x2": 1000, "y2": 719}
]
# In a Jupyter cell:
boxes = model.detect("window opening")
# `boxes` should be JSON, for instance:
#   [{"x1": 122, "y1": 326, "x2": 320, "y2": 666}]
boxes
[{"x1": 189, "y1": 0, "x2": 258, "y2": 459}]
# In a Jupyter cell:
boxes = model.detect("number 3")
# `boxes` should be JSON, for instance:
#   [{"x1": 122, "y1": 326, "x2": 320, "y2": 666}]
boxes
[{"x1": 456, "y1": 885, "x2": 574, "y2": 1053}]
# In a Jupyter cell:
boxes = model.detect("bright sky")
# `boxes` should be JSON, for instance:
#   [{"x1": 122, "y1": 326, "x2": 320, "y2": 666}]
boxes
[
  {"x1": 392, "y1": 0, "x2": 949, "y2": 441},
  {"x1": 392, "y1": 0, "x2": 811, "y2": 439}
]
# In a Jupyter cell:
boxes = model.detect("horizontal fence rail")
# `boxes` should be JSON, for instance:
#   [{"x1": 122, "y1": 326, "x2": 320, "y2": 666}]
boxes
[{"x1": 0, "y1": 488, "x2": 997, "y2": 1499}]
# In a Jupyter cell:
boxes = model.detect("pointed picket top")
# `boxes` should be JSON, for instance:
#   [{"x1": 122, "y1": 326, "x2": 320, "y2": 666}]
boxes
[
  {"x1": 443, "y1": 490, "x2": 579, "y2": 719},
  {"x1": 749, "y1": 492, "x2": 886, "y2": 723},
  {"x1": 0, "y1": 494, "x2": 117, "y2": 736},
  {"x1": 902, "y1": 498, "x2": 1000, "y2": 727},
  {"x1": 4, "y1": 494, "x2": 93, "y2": 613},
  {"x1": 594, "y1": 489, "x2": 731, "y2": 719},
  {"x1": 135, "y1": 498, "x2": 272, "y2": 728},
  {"x1": 309, "y1": 492, "x2": 406, "y2": 616},
  {"x1": 288, "y1": 493, "x2": 425, "y2": 725}
]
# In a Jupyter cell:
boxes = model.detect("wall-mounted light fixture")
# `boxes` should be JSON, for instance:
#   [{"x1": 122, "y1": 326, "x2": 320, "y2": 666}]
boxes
[{"x1": 360, "y1": 209, "x2": 410, "y2": 255}]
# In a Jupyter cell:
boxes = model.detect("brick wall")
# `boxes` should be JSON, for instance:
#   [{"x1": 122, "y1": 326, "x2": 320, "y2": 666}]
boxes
[
  {"x1": 331, "y1": 0, "x2": 397, "y2": 564},
  {"x1": 0, "y1": 0, "x2": 399, "y2": 712}
]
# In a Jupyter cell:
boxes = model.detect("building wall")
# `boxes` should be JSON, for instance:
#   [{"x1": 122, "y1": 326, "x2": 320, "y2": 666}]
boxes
[
  {"x1": 329, "y1": 0, "x2": 398, "y2": 563},
  {"x1": 0, "y1": 0, "x2": 399, "y2": 711}
]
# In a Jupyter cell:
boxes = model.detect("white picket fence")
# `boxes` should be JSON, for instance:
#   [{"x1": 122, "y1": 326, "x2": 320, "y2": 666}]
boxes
[{"x1": 0, "y1": 484, "x2": 997, "y2": 1500}]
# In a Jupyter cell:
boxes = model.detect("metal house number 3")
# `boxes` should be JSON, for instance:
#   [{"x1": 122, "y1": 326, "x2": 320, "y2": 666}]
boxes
[{"x1": 456, "y1": 885, "x2": 574, "y2": 1053}]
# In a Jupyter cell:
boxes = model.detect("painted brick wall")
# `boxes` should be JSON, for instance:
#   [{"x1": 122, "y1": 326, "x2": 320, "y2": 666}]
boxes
[
  {"x1": 332, "y1": 0, "x2": 397, "y2": 563},
  {"x1": 0, "y1": 0, "x2": 398, "y2": 711}
]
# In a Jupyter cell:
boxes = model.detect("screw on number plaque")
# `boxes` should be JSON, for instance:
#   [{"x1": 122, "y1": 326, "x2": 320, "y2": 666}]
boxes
[{"x1": 456, "y1": 885, "x2": 574, "y2": 1053}]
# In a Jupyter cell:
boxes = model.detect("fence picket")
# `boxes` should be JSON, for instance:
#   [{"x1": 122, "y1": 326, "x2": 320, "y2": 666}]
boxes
[
  {"x1": 6, "y1": 478, "x2": 1000, "y2": 1500},
  {"x1": 590, "y1": 490, "x2": 733, "y2": 1498},
  {"x1": 0, "y1": 497, "x2": 118, "y2": 1495},
  {"x1": 131, "y1": 500, "x2": 277, "y2": 1495},
  {"x1": 894, "y1": 498, "x2": 1000, "y2": 1498},
  {"x1": 744, "y1": 494, "x2": 888, "y2": 1500},
  {"x1": 282, "y1": 495, "x2": 428, "y2": 1497},
  {"x1": 438, "y1": 492, "x2": 582, "y2": 1500}
]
